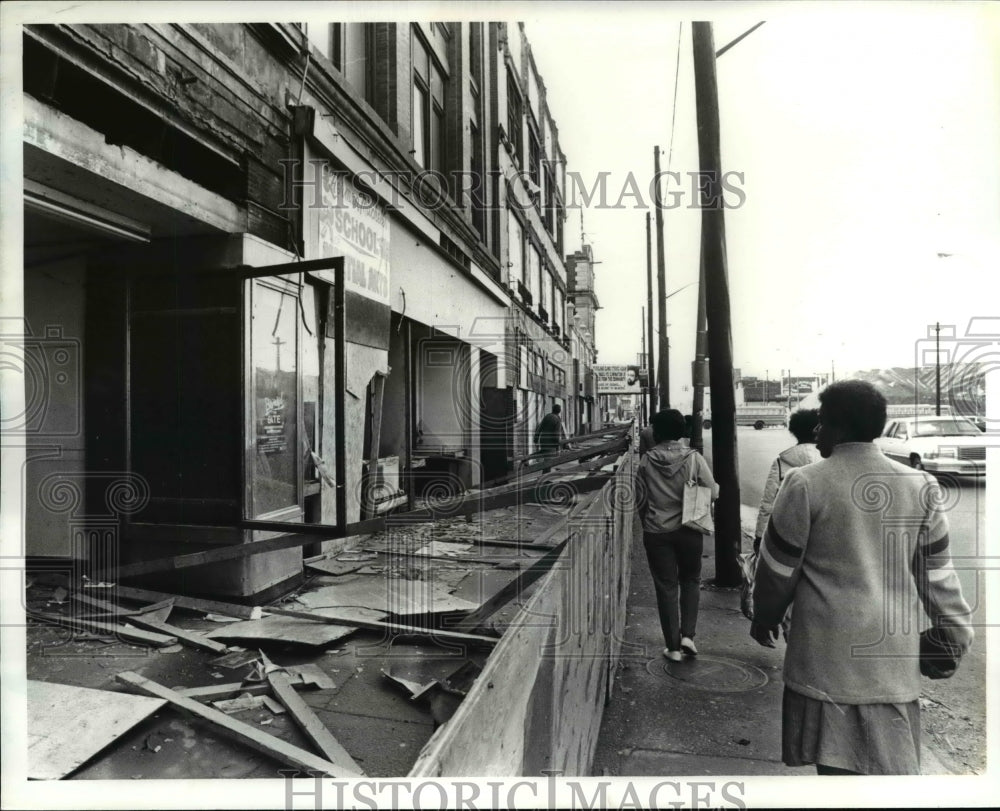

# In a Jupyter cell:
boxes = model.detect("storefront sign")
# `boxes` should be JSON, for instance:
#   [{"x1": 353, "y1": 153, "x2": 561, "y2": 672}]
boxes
[{"x1": 307, "y1": 148, "x2": 390, "y2": 307}]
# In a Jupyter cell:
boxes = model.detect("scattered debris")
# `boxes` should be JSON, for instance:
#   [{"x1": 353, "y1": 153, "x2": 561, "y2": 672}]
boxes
[
  {"x1": 211, "y1": 648, "x2": 261, "y2": 670},
  {"x1": 116, "y1": 671, "x2": 360, "y2": 778},
  {"x1": 205, "y1": 614, "x2": 243, "y2": 623},
  {"x1": 412, "y1": 541, "x2": 474, "y2": 558},
  {"x1": 335, "y1": 550, "x2": 379, "y2": 563},
  {"x1": 737, "y1": 738, "x2": 751, "y2": 746},
  {"x1": 212, "y1": 693, "x2": 269, "y2": 714},
  {"x1": 160, "y1": 644, "x2": 184, "y2": 654}
]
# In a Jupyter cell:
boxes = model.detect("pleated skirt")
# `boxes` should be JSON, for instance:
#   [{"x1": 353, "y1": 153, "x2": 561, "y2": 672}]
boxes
[{"x1": 782, "y1": 687, "x2": 922, "y2": 775}]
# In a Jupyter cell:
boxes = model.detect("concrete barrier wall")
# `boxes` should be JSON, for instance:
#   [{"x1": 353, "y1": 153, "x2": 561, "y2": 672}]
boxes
[{"x1": 408, "y1": 450, "x2": 635, "y2": 777}]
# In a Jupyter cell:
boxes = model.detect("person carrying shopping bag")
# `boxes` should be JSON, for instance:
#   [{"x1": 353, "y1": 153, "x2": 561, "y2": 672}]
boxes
[{"x1": 636, "y1": 409, "x2": 719, "y2": 661}]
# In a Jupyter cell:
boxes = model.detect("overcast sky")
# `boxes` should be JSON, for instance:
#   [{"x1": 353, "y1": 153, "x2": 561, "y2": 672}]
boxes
[{"x1": 525, "y1": 4, "x2": 1000, "y2": 407}]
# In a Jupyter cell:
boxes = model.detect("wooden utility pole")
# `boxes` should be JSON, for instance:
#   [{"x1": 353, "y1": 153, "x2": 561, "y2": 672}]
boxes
[
  {"x1": 692, "y1": 21, "x2": 741, "y2": 586},
  {"x1": 646, "y1": 212, "x2": 656, "y2": 420},
  {"x1": 654, "y1": 146, "x2": 670, "y2": 409},
  {"x1": 641, "y1": 308, "x2": 648, "y2": 426},
  {"x1": 689, "y1": 251, "x2": 708, "y2": 454}
]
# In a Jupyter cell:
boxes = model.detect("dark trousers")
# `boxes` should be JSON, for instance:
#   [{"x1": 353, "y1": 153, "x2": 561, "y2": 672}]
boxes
[{"x1": 643, "y1": 528, "x2": 704, "y2": 651}]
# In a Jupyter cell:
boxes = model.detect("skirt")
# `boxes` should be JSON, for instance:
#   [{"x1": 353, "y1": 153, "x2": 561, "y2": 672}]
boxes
[{"x1": 782, "y1": 687, "x2": 922, "y2": 775}]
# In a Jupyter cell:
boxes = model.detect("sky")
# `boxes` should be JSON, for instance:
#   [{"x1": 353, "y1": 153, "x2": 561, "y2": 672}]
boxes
[{"x1": 524, "y1": 4, "x2": 1000, "y2": 409}]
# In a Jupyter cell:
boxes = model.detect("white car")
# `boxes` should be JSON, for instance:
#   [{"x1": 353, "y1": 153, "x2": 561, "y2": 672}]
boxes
[{"x1": 875, "y1": 416, "x2": 986, "y2": 476}]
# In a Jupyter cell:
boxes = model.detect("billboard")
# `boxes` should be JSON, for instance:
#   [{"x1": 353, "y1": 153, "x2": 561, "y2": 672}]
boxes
[{"x1": 595, "y1": 364, "x2": 645, "y2": 394}]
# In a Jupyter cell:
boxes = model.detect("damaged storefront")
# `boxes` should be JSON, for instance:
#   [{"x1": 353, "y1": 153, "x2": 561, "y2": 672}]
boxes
[{"x1": 15, "y1": 20, "x2": 633, "y2": 783}]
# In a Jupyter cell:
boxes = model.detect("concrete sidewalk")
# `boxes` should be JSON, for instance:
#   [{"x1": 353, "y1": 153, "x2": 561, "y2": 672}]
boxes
[{"x1": 591, "y1": 506, "x2": 954, "y2": 777}]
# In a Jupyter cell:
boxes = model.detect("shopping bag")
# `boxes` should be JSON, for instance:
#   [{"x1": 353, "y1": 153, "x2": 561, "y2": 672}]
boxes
[
  {"x1": 681, "y1": 455, "x2": 714, "y2": 535},
  {"x1": 738, "y1": 550, "x2": 759, "y2": 621}
]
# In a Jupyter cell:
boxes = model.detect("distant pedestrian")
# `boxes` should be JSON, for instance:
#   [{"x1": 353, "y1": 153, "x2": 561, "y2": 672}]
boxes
[
  {"x1": 753, "y1": 409, "x2": 821, "y2": 551},
  {"x1": 638, "y1": 422, "x2": 655, "y2": 456},
  {"x1": 636, "y1": 409, "x2": 719, "y2": 661},
  {"x1": 751, "y1": 380, "x2": 973, "y2": 775},
  {"x1": 533, "y1": 403, "x2": 566, "y2": 455}
]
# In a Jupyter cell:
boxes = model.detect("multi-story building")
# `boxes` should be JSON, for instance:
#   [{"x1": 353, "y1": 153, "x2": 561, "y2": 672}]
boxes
[
  {"x1": 16, "y1": 20, "x2": 594, "y2": 598},
  {"x1": 565, "y1": 245, "x2": 600, "y2": 433}
]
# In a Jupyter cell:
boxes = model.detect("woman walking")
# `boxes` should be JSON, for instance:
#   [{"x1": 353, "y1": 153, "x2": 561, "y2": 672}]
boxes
[
  {"x1": 637, "y1": 409, "x2": 719, "y2": 661},
  {"x1": 752, "y1": 381, "x2": 973, "y2": 774}
]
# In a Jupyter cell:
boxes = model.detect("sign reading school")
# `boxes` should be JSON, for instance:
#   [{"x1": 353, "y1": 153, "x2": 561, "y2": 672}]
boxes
[
  {"x1": 305, "y1": 145, "x2": 390, "y2": 306},
  {"x1": 595, "y1": 364, "x2": 645, "y2": 395}
]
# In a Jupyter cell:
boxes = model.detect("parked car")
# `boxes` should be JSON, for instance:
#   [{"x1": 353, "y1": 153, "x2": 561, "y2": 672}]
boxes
[{"x1": 875, "y1": 416, "x2": 986, "y2": 476}]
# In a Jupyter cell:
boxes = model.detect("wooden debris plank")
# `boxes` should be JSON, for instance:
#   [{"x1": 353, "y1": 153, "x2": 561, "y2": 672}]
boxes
[
  {"x1": 28, "y1": 680, "x2": 166, "y2": 780},
  {"x1": 112, "y1": 585, "x2": 258, "y2": 620},
  {"x1": 30, "y1": 611, "x2": 177, "y2": 647},
  {"x1": 115, "y1": 672, "x2": 361, "y2": 778},
  {"x1": 124, "y1": 615, "x2": 229, "y2": 654},
  {"x1": 451, "y1": 539, "x2": 570, "y2": 633},
  {"x1": 264, "y1": 607, "x2": 499, "y2": 647},
  {"x1": 174, "y1": 678, "x2": 309, "y2": 700},
  {"x1": 71, "y1": 593, "x2": 175, "y2": 622},
  {"x1": 267, "y1": 669, "x2": 362, "y2": 773}
]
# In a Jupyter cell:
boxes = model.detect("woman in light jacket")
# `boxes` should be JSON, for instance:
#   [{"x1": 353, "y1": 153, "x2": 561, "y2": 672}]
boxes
[
  {"x1": 636, "y1": 409, "x2": 719, "y2": 661},
  {"x1": 753, "y1": 409, "x2": 822, "y2": 551}
]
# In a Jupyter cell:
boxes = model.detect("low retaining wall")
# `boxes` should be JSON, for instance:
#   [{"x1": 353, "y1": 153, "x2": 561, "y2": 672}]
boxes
[{"x1": 408, "y1": 451, "x2": 635, "y2": 776}]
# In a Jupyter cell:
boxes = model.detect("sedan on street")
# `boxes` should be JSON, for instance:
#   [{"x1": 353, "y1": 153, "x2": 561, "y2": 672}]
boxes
[{"x1": 875, "y1": 415, "x2": 986, "y2": 476}]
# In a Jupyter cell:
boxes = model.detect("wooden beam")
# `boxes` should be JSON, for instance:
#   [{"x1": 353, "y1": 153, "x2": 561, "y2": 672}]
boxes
[
  {"x1": 124, "y1": 616, "x2": 229, "y2": 654},
  {"x1": 115, "y1": 672, "x2": 361, "y2": 778},
  {"x1": 263, "y1": 607, "x2": 499, "y2": 648},
  {"x1": 112, "y1": 585, "x2": 259, "y2": 620},
  {"x1": 30, "y1": 611, "x2": 177, "y2": 647},
  {"x1": 266, "y1": 667, "x2": 363, "y2": 773},
  {"x1": 450, "y1": 539, "x2": 569, "y2": 634}
]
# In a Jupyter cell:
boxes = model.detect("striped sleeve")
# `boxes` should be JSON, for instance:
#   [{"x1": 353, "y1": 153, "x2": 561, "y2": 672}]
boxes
[
  {"x1": 752, "y1": 469, "x2": 810, "y2": 627},
  {"x1": 913, "y1": 476, "x2": 974, "y2": 653}
]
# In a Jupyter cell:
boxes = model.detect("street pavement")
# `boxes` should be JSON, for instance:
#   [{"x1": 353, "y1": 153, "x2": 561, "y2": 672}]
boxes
[{"x1": 591, "y1": 460, "x2": 957, "y2": 779}]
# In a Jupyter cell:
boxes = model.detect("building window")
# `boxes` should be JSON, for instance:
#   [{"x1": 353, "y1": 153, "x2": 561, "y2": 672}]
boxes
[
  {"x1": 469, "y1": 22, "x2": 483, "y2": 91},
  {"x1": 411, "y1": 29, "x2": 446, "y2": 171},
  {"x1": 506, "y1": 70, "x2": 523, "y2": 166},
  {"x1": 307, "y1": 24, "x2": 373, "y2": 103},
  {"x1": 543, "y1": 164, "x2": 555, "y2": 234},
  {"x1": 507, "y1": 214, "x2": 524, "y2": 289},
  {"x1": 470, "y1": 120, "x2": 486, "y2": 239},
  {"x1": 342, "y1": 23, "x2": 372, "y2": 100}
]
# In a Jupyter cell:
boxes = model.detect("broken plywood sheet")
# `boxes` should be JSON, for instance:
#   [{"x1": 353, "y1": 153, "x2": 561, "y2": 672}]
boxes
[
  {"x1": 27, "y1": 680, "x2": 166, "y2": 780},
  {"x1": 204, "y1": 613, "x2": 363, "y2": 647},
  {"x1": 294, "y1": 578, "x2": 479, "y2": 617}
]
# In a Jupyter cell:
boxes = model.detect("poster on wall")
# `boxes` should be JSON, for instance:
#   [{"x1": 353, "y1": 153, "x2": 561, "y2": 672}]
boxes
[{"x1": 595, "y1": 364, "x2": 645, "y2": 394}]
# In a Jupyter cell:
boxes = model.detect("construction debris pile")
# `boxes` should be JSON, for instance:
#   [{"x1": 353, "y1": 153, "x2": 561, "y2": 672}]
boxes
[{"x1": 24, "y1": 427, "x2": 631, "y2": 779}]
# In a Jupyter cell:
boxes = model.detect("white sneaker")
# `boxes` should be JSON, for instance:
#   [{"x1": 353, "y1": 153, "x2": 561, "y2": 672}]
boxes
[
  {"x1": 663, "y1": 649, "x2": 682, "y2": 662},
  {"x1": 680, "y1": 637, "x2": 698, "y2": 656}
]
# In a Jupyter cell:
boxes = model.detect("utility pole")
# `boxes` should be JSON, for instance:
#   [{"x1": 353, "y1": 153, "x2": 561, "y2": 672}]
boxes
[
  {"x1": 641, "y1": 307, "x2": 648, "y2": 426},
  {"x1": 692, "y1": 21, "x2": 741, "y2": 586},
  {"x1": 646, "y1": 212, "x2": 656, "y2": 421},
  {"x1": 689, "y1": 250, "x2": 708, "y2": 453},
  {"x1": 935, "y1": 321, "x2": 941, "y2": 416},
  {"x1": 654, "y1": 145, "x2": 670, "y2": 409}
]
